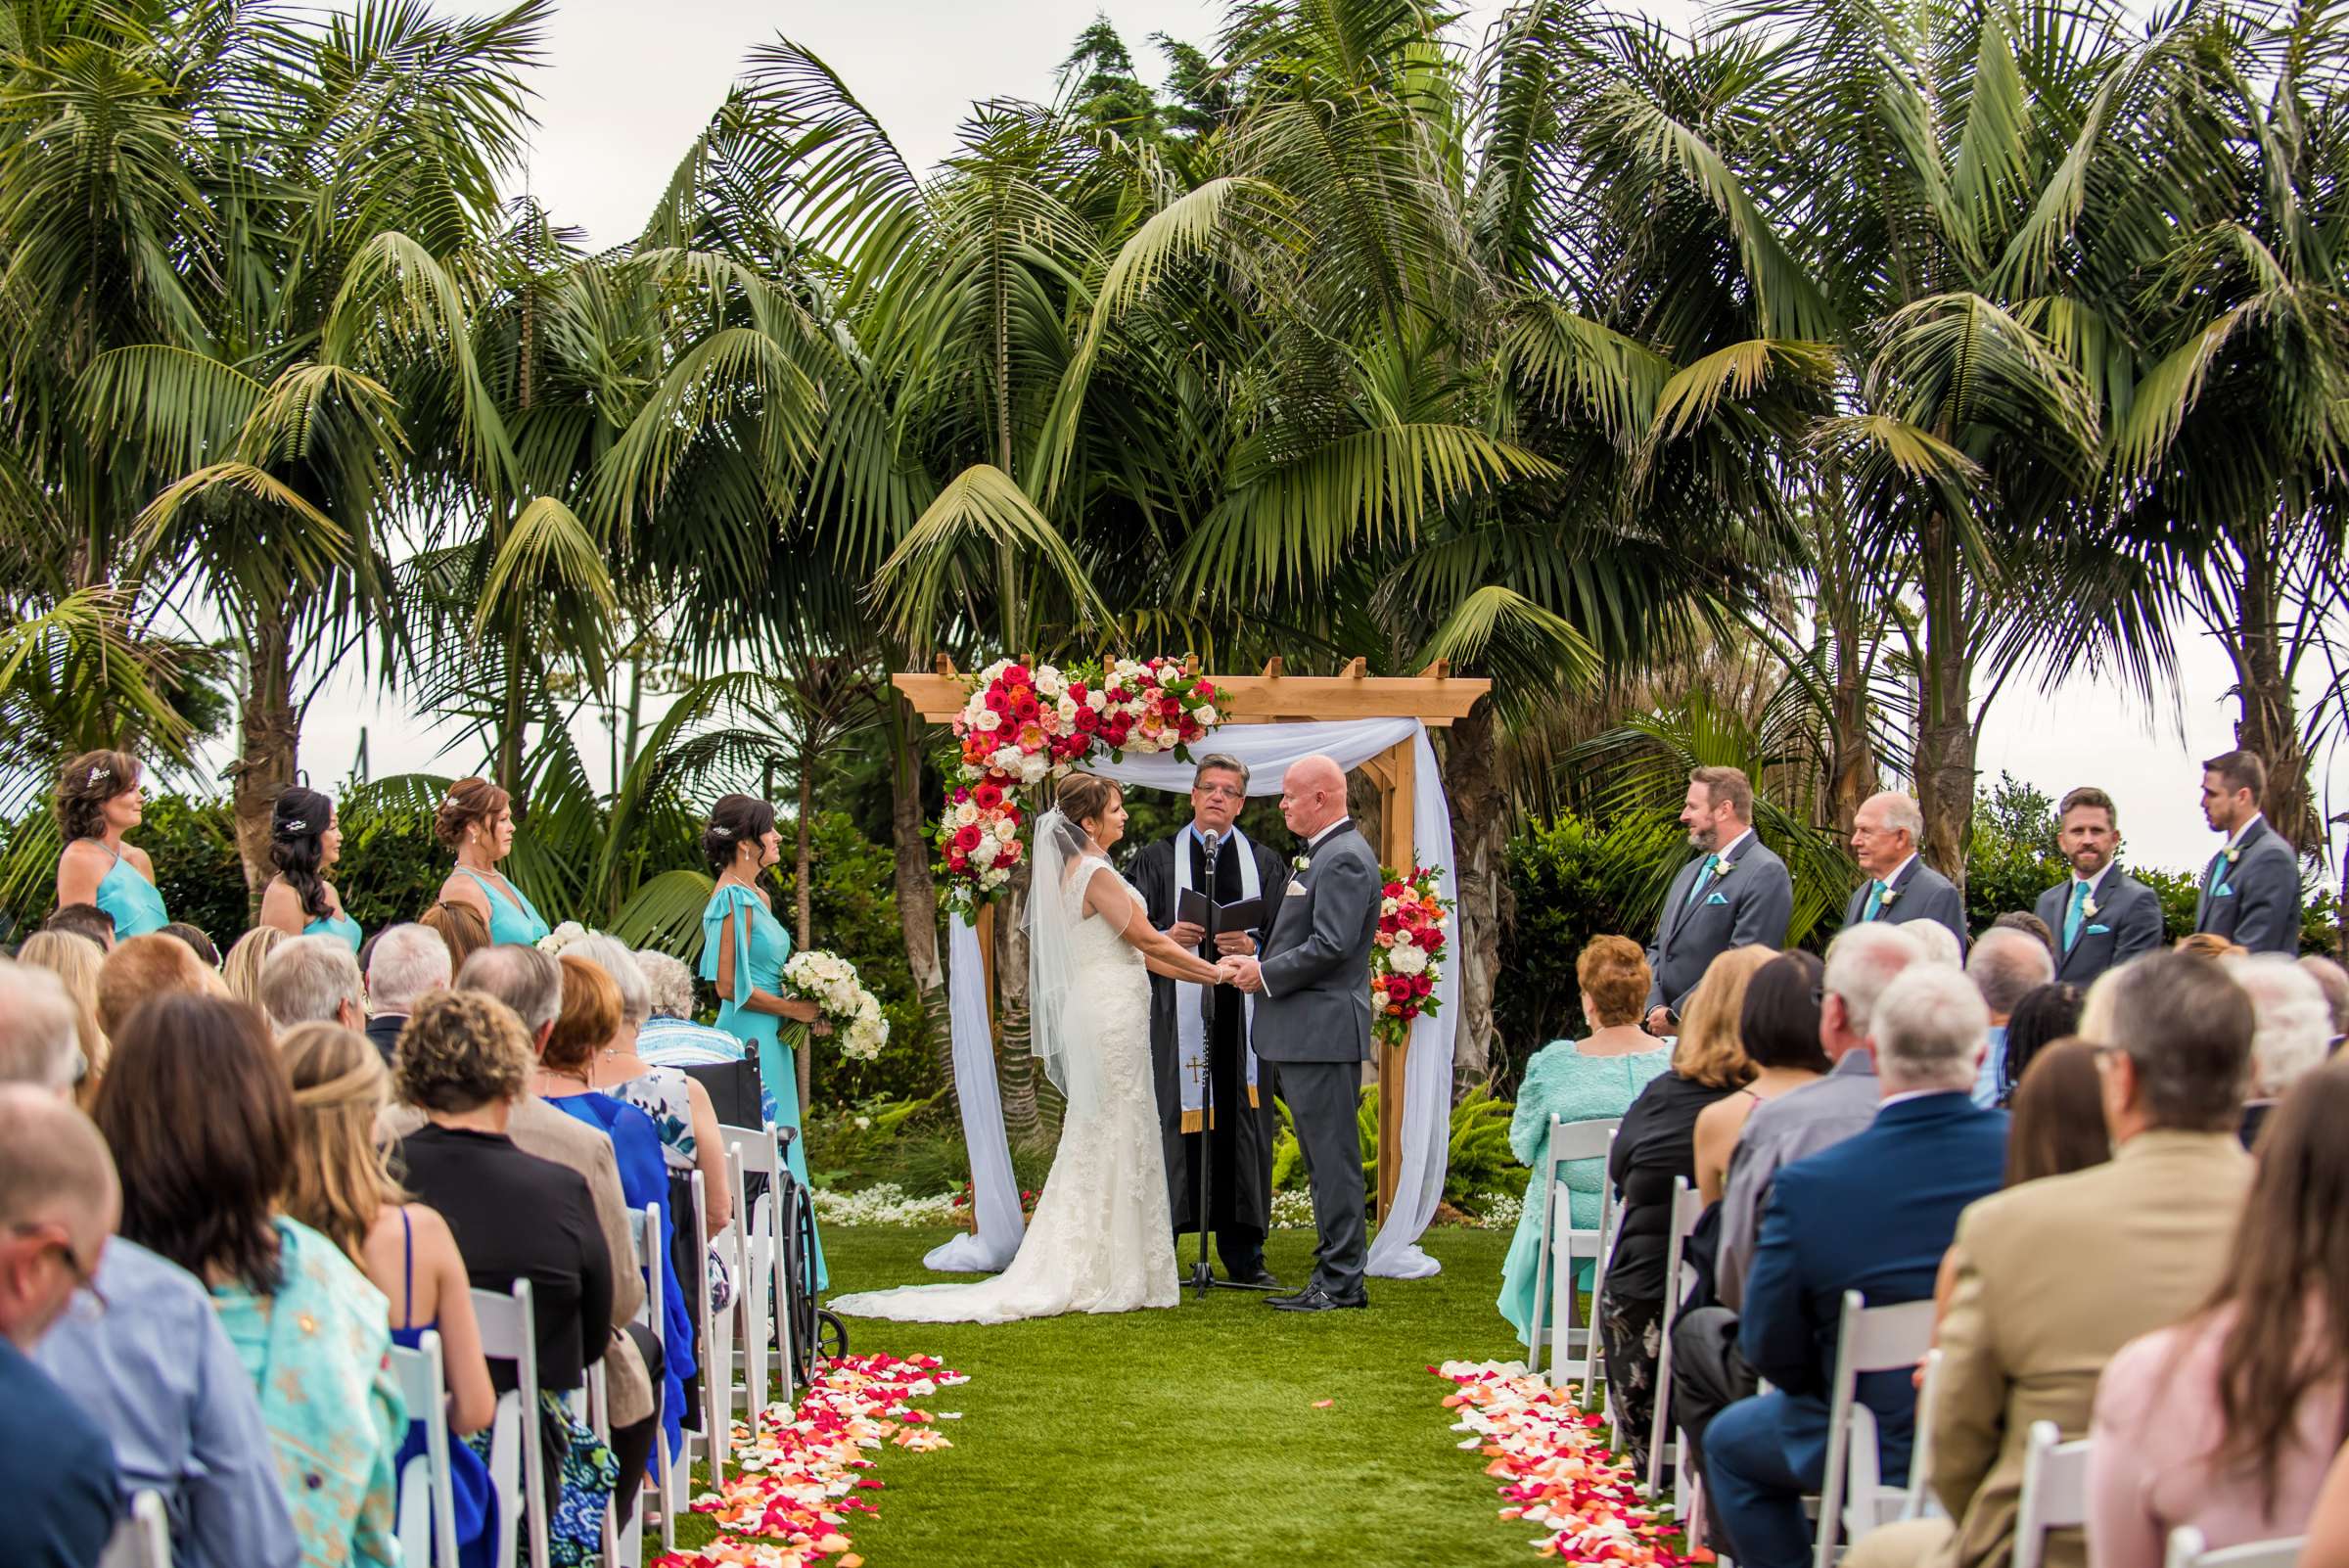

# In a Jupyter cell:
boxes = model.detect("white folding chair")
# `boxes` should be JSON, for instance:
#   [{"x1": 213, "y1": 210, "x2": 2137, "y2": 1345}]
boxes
[
  {"x1": 1645, "y1": 1176, "x2": 1707, "y2": 1501},
  {"x1": 627, "y1": 1203, "x2": 678, "y2": 1555},
  {"x1": 1811, "y1": 1292, "x2": 1939, "y2": 1568},
  {"x1": 700, "y1": 1157, "x2": 738, "y2": 1486},
  {"x1": 1526, "y1": 1116, "x2": 1620, "y2": 1387},
  {"x1": 471, "y1": 1279, "x2": 549, "y2": 1568},
  {"x1": 1583, "y1": 1130, "x2": 1622, "y2": 1401},
  {"x1": 2163, "y1": 1528, "x2": 2306, "y2": 1568},
  {"x1": 723, "y1": 1121, "x2": 797, "y2": 1412},
  {"x1": 586, "y1": 1358, "x2": 643, "y2": 1568},
  {"x1": 1903, "y1": 1348, "x2": 1945, "y2": 1522},
  {"x1": 2009, "y1": 1420, "x2": 2092, "y2": 1568},
  {"x1": 389, "y1": 1329, "x2": 461, "y2": 1568},
  {"x1": 97, "y1": 1490, "x2": 170, "y2": 1568}
]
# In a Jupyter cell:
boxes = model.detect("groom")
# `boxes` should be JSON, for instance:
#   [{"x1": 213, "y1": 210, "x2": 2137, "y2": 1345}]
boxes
[{"x1": 1226, "y1": 755, "x2": 1382, "y2": 1313}]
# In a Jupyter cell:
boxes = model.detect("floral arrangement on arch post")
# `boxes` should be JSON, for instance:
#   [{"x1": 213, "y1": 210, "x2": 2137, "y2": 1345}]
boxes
[
  {"x1": 1370, "y1": 865, "x2": 1449, "y2": 1046},
  {"x1": 933, "y1": 656, "x2": 1221, "y2": 916}
]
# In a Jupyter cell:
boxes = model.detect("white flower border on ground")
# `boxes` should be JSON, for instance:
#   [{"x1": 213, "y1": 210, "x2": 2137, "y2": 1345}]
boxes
[{"x1": 928, "y1": 715, "x2": 1461, "y2": 1281}]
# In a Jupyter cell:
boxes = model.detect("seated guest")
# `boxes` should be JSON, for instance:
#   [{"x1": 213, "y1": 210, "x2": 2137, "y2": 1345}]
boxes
[
  {"x1": 402, "y1": 947, "x2": 654, "y2": 1450},
  {"x1": 14, "y1": 933, "x2": 108, "y2": 1106},
  {"x1": 96, "y1": 931, "x2": 222, "y2": 1038},
  {"x1": 2298, "y1": 954, "x2": 2349, "y2": 1048},
  {"x1": 2177, "y1": 931, "x2": 2248, "y2": 960},
  {"x1": 395, "y1": 992, "x2": 635, "y2": 1547},
  {"x1": 1694, "y1": 949, "x2": 1827, "y2": 1203},
  {"x1": 0, "y1": 957, "x2": 84, "y2": 1093},
  {"x1": 1847, "y1": 952, "x2": 2258, "y2": 1568},
  {"x1": 96, "y1": 994, "x2": 403, "y2": 1568},
  {"x1": 534, "y1": 954, "x2": 697, "y2": 1477},
  {"x1": 0, "y1": 1087, "x2": 127, "y2": 1568},
  {"x1": 1994, "y1": 983, "x2": 2084, "y2": 1104},
  {"x1": 362, "y1": 922, "x2": 451, "y2": 1063},
  {"x1": 1990, "y1": 911, "x2": 2056, "y2": 960},
  {"x1": 2222, "y1": 954, "x2": 2333, "y2": 1147},
  {"x1": 421, "y1": 899, "x2": 490, "y2": 976},
  {"x1": 43, "y1": 900, "x2": 117, "y2": 951},
  {"x1": 1716, "y1": 923, "x2": 1924, "y2": 1309},
  {"x1": 1907, "y1": 919, "x2": 1963, "y2": 969},
  {"x1": 256, "y1": 933, "x2": 365, "y2": 1032},
  {"x1": 2088, "y1": 1060, "x2": 2349, "y2": 1568},
  {"x1": 219, "y1": 926, "x2": 286, "y2": 1008},
  {"x1": 634, "y1": 946, "x2": 777, "y2": 1126},
  {"x1": 1498, "y1": 937, "x2": 1674, "y2": 1348},
  {"x1": 280, "y1": 1022, "x2": 496, "y2": 1564},
  {"x1": 1964, "y1": 927, "x2": 2053, "y2": 1106},
  {"x1": 1705, "y1": 965, "x2": 2010, "y2": 1568},
  {"x1": 2004, "y1": 1039, "x2": 2110, "y2": 1185},
  {"x1": 157, "y1": 922, "x2": 220, "y2": 968},
  {"x1": 1599, "y1": 946, "x2": 1765, "y2": 1474}
]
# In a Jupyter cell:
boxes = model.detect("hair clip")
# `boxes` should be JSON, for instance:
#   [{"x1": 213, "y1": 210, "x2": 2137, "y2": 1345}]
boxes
[
  {"x1": 283, "y1": 817, "x2": 307, "y2": 833},
  {"x1": 87, "y1": 764, "x2": 113, "y2": 786},
  {"x1": 710, "y1": 824, "x2": 735, "y2": 839}
]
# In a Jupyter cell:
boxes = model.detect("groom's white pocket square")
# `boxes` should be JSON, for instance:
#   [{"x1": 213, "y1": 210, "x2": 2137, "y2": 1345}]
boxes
[{"x1": 1284, "y1": 883, "x2": 1310, "y2": 898}]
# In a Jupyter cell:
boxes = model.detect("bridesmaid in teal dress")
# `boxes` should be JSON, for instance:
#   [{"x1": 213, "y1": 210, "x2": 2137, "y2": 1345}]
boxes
[
  {"x1": 258, "y1": 786, "x2": 363, "y2": 950},
  {"x1": 697, "y1": 794, "x2": 830, "y2": 1288},
  {"x1": 433, "y1": 777, "x2": 552, "y2": 947},
  {"x1": 52, "y1": 747, "x2": 169, "y2": 941},
  {"x1": 1497, "y1": 936, "x2": 1674, "y2": 1349}
]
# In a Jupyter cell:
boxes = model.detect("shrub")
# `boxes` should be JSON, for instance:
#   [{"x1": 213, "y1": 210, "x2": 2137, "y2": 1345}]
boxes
[{"x1": 1499, "y1": 811, "x2": 1682, "y2": 1087}]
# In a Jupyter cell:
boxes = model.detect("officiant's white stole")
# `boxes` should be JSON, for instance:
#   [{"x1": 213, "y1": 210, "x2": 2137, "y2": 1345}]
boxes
[{"x1": 1173, "y1": 825, "x2": 1262, "y2": 1131}]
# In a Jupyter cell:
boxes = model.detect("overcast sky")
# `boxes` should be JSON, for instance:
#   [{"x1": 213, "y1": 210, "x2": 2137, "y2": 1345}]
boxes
[{"x1": 274, "y1": 0, "x2": 2338, "y2": 875}]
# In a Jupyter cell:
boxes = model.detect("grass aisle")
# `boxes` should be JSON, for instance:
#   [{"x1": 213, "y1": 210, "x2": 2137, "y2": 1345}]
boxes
[{"x1": 680, "y1": 1224, "x2": 1534, "y2": 1567}]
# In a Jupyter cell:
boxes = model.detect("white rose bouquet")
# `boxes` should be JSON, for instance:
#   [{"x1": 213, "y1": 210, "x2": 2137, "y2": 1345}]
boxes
[
  {"x1": 782, "y1": 949, "x2": 890, "y2": 1062},
  {"x1": 536, "y1": 921, "x2": 591, "y2": 956}
]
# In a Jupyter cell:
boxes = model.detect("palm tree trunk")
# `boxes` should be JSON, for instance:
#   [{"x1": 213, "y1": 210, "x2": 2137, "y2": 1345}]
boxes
[
  {"x1": 795, "y1": 759, "x2": 814, "y2": 1122},
  {"x1": 1913, "y1": 511, "x2": 1975, "y2": 891},
  {"x1": 1442, "y1": 697, "x2": 1506, "y2": 1087},
  {"x1": 992, "y1": 873, "x2": 1044, "y2": 1148},
  {"x1": 887, "y1": 705, "x2": 955, "y2": 1112},
  {"x1": 1819, "y1": 467, "x2": 1876, "y2": 834},
  {"x1": 2229, "y1": 517, "x2": 2311, "y2": 851},
  {"x1": 231, "y1": 610, "x2": 299, "y2": 907}
]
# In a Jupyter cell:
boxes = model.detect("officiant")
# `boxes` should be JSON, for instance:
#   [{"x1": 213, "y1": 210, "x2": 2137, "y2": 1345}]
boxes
[{"x1": 1130, "y1": 753, "x2": 1288, "y2": 1288}]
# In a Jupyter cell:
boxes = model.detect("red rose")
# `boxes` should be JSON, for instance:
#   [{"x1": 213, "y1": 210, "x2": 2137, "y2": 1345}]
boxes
[
  {"x1": 1416, "y1": 974, "x2": 1435, "y2": 997},
  {"x1": 1196, "y1": 679, "x2": 1216, "y2": 700},
  {"x1": 1003, "y1": 664, "x2": 1030, "y2": 686},
  {"x1": 1379, "y1": 913, "x2": 1402, "y2": 935},
  {"x1": 1383, "y1": 881, "x2": 1404, "y2": 897},
  {"x1": 972, "y1": 782, "x2": 1002, "y2": 810},
  {"x1": 1158, "y1": 697, "x2": 1181, "y2": 718},
  {"x1": 985, "y1": 689, "x2": 1008, "y2": 714},
  {"x1": 946, "y1": 849, "x2": 968, "y2": 870},
  {"x1": 952, "y1": 824, "x2": 983, "y2": 852},
  {"x1": 1424, "y1": 928, "x2": 1446, "y2": 952},
  {"x1": 1014, "y1": 693, "x2": 1040, "y2": 721},
  {"x1": 1075, "y1": 708, "x2": 1100, "y2": 733}
]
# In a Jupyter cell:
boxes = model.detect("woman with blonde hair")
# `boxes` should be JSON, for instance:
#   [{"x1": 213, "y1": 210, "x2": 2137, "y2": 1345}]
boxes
[
  {"x1": 220, "y1": 925, "x2": 287, "y2": 1008},
  {"x1": 279, "y1": 1022, "x2": 497, "y2": 1564},
  {"x1": 16, "y1": 929, "x2": 108, "y2": 1106},
  {"x1": 1692, "y1": 948, "x2": 1824, "y2": 1203}
]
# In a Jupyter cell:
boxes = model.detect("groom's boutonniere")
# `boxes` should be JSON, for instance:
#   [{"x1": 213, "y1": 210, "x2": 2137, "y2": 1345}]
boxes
[
  {"x1": 1290, "y1": 853, "x2": 1310, "y2": 873},
  {"x1": 2225, "y1": 843, "x2": 2243, "y2": 865},
  {"x1": 2082, "y1": 894, "x2": 2100, "y2": 920},
  {"x1": 1715, "y1": 857, "x2": 1736, "y2": 878}
]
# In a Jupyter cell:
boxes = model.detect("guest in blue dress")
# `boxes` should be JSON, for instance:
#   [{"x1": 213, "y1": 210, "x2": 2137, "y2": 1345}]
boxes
[
  {"x1": 94, "y1": 992, "x2": 404, "y2": 1568},
  {"x1": 536, "y1": 955, "x2": 697, "y2": 1471},
  {"x1": 1498, "y1": 936, "x2": 1675, "y2": 1348},
  {"x1": 432, "y1": 777, "x2": 551, "y2": 947},
  {"x1": 697, "y1": 794, "x2": 830, "y2": 1289},
  {"x1": 52, "y1": 746, "x2": 168, "y2": 942},
  {"x1": 278, "y1": 1023, "x2": 496, "y2": 1568},
  {"x1": 258, "y1": 787, "x2": 363, "y2": 951}
]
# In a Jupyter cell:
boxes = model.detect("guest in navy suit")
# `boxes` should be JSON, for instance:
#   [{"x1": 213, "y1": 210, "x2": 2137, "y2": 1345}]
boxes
[
  {"x1": 2193, "y1": 751, "x2": 2303, "y2": 954},
  {"x1": 1844, "y1": 792, "x2": 1967, "y2": 952},
  {"x1": 1703, "y1": 963, "x2": 2011, "y2": 1568}
]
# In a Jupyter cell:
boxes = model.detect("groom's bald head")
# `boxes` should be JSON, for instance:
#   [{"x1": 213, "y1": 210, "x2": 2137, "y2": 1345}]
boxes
[{"x1": 1280, "y1": 756, "x2": 1349, "y2": 839}]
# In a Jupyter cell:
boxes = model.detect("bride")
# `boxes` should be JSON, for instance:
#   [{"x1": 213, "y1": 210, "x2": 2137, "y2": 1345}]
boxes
[{"x1": 831, "y1": 772, "x2": 1233, "y2": 1322}]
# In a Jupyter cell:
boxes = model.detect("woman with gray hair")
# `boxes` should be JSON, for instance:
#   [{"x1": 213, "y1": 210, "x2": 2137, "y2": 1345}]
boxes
[
  {"x1": 634, "y1": 949, "x2": 781, "y2": 1128},
  {"x1": 556, "y1": 935, "x2": 731, "y2": 1238},
  {"x1": 2224, "y1": 952, "x2": 2335, "y2": 1148}
]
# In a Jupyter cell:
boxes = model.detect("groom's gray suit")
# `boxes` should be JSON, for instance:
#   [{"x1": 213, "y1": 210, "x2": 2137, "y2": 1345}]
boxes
[{"x1": 1252, "y1": 818, "x2": 1382, "y2": 1301}]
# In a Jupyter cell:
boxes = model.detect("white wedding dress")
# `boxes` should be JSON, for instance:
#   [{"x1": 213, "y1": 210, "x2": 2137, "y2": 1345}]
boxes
[{"x1": 830, "y1": 854, "x2": 1178, "y2": 1322}]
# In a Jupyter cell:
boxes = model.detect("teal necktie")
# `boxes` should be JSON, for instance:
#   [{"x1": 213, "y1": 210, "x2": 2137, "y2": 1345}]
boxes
[
  {"x1": 2205, "y1": 848, "x2": 2230, "y2": 894},
  {"x1": 1863, "y1": 880, "x2": 1887, "y2": 921},
  {"x1": 2063, "y1": 879, "x2": 2090, "y2": 951},
  {"x1": 1685, "y1": 853, "x2": 1721, "y2": 906}
]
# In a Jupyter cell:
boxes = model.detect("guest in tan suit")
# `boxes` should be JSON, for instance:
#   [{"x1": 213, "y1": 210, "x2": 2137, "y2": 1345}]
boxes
[
  {"x1": 383, "y1": 945, "x2": 655, "y2": 1431},
  {"x1": 1847, "y1": 951, "x2": 2257, "y2": 1568}
]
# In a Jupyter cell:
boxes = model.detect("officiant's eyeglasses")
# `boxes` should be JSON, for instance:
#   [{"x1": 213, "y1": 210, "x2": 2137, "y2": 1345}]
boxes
[{"x1": 1194, "y1": 783, "x2": 1245, "y2": 802}]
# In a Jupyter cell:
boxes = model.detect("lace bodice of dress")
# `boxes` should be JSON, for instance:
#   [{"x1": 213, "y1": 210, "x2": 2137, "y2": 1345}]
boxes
[{"x1": 1066, "y1": 860, "x2": 1147, "y2": 973}]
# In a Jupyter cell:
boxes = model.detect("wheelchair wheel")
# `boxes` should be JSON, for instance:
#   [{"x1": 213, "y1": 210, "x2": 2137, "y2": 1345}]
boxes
[
  {"x1": 780, "y1": 1175, "x2": 821, "y2": 1385},
  {"x1": 814, "y1": 1309, "x2": 849, "y2": 1366}
]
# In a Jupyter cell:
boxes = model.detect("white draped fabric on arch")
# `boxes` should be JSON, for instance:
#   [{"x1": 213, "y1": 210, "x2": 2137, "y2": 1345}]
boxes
[{"x1": 923, "y1": 716, "x2": 1460, "y2": 1282}]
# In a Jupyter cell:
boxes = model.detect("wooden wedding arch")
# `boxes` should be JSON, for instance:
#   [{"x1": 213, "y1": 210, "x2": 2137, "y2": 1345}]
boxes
[{"x1": 892, "y1": 657, "x2": 1492, "y2": 1218}]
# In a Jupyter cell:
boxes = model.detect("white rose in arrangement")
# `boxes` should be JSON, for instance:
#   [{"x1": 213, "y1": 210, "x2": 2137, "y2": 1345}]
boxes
[
  {"x1": 1019, "y1": 753, "x2": 1050, "y2": 785},
  {"x1": 1196, "y1": 705, "x2": 1218, "y2": 725},
  {"x1": 1086, "y1": 689, "x2": 1108, "y2": 713},
  {"x1": 1036, "y1": 668, "x2": 1065, "y2": 698},
  {"x1": 992, "y1": 817, "x2": 1017, "y2": 841},
  {"x1": 974, "y1": 709, "x2": 1001, "y2": 732},
  {"x1": 954, "y1": 803, "x2": 981, "y2": 826},
  {"x1": 1388, "y1": 942, "x2": 1428, "y2": 976},
  {"x1": 1056, "y1": 696, "x2": 1079, "y2": 723},
  {"x1": 991, "y1": 746, "x2": 1023, "y2": 774}
]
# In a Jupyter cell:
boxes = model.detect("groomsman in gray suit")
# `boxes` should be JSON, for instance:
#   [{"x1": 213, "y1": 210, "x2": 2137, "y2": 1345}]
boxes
[
  {"x1": 1225, "y1": 755, "x2": 1382, "y2": 1313},
  {"x1": 1644, "y1": 766, "x2": 1793, "y2": 1034},
  {"x1": 1843, "y1": 791, "x2": 1967, "y2": 950},
  {"x1": 2032, "y1": 786, "x2": 2163, "y2": 987},
  {"x1": 2194, "y1": 750, "x2": 2303, "y2": 954}
]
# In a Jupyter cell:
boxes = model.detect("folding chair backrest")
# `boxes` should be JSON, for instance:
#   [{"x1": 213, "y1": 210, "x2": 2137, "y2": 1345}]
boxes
[
  {"x1": 2163, "y1": 1529, "x2": 2307, "y2": 1568},
  {"x1": 97, "y1": 1490, "x2": 170, "y2": 1568},
  {"x1": 388, "y1": 1330, "x2": 461, "y2": 1568},
  {"x1": 1644, "y1": 1176, "x2": 1706, "y2": 1500},
  {"x1": 471, "y1": 1279, "x2": 549, "y2": 1568},
  {"x1": 721, "y1": 1122, "x2": 792, "y2": 1413},
  {"x1": 628, "y1": 1203, "x2": 673, "y2": 1553},
  {"x1": 1528, "y1": 1116, "x2": 1621, "y2": 1382},
  {"x1": 1814, "y1": 1292, "x2": 1938, "y2": 1568},
  {"x1": 1904, "y1": 1348, "x2": 1945, "y2": 1521},
  {"x1": 2010, "y1": 1420, "x2": 2092, "y2": 1568}
]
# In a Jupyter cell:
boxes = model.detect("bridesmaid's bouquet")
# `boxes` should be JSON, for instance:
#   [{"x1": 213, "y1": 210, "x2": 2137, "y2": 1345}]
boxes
[{"x1": 782, "y1": 949, "x2": 890, "y2": 1062}]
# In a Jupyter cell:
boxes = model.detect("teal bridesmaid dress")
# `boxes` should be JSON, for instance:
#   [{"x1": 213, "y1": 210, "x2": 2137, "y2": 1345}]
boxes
[
  {"x1": 452, "y1": 866, "x2": 550, "y2": 946},
  {"x1": 92, "y1": 849, "x2": 169, "y2": 940},
  {"x1": 303, "y1": 906, "x2": 363, "y2": 952},
  {"x1": 699, "y1": 883, "x2": 825, "y2": 1289}
]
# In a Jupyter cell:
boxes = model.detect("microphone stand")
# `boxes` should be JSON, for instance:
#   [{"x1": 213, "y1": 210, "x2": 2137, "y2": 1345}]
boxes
[{"x1": 1188, "y1": 827, "x2": 1273, "y2": 1299}]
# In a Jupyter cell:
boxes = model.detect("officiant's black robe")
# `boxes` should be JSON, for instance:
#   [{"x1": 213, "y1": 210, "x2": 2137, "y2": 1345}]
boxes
[{"x1": 1128, "y1": 830, "x2": 1288, "y2": 1240}]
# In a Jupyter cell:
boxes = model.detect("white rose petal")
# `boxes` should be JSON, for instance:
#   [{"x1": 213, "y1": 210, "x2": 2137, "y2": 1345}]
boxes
[{"x1": 1389, "y1": 944, "x2": 1428, "y2": 976}]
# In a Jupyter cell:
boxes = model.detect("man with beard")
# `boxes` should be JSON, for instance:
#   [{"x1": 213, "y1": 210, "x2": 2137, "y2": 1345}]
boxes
[
  {"x1": 2032, "y1": 786, "x2": 2163, "y2": 988},
  {"x1": 1130, "y1": 755, "x2": 1289, "y2": 1288},
  {"x1": 1646, "y1": 767, "x2": 1795, "y2": 1035}
]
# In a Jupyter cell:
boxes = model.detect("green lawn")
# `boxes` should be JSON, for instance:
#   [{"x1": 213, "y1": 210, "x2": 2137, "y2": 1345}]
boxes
[{"x1": 677, "y1": 1224, "x2": 1542, "y2": 1567}]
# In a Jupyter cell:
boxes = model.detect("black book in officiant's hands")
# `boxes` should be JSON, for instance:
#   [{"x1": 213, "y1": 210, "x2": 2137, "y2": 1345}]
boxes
[{"x1": 1175, "y1": 886, "x2": 1267, "y2": 937}]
